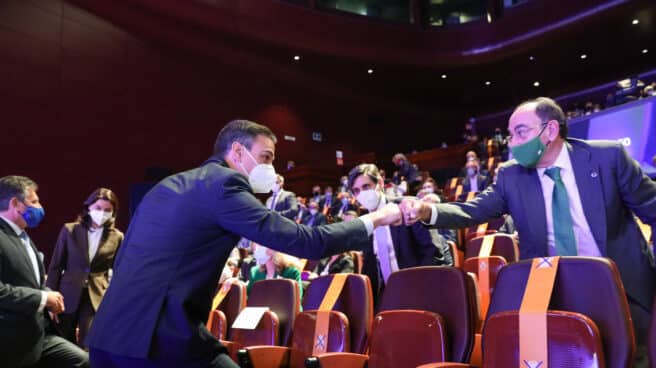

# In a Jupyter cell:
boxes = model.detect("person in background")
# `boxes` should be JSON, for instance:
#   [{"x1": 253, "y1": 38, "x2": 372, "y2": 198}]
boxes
[
  {"x1": 460, "y1": 159, "x2": 489, "y2": 199},
  {"x1": 0, "y1": 175, "x2": 89, "y2": 367},
  {"x1": 331, "y1": 192, "x2": 357, "y2": 221},
  {"x1": 247, "y1": 243, "x2": 303, "y2": 298},
  {"x1": 309, "y1": 252, "x2": 354, "y2": 279},
  {"x1": 295, "y1": 196, "x2": 307, "y2": 223},
  {"x1": 302, "y1": 200, "x2": 327, "y2": 227},
  {"x1": 47, "y1": 188, "x2": 124, "y2": 349},
  {"x1": 392, "y1": 153, "x2": 420, "y2": 194},
  {"x1": 337, "y1": 176, "x2": 349, "y2": 193},
  {"x1": 265, "y1": 175, "x2": 298, "y2": 220},
  {"x1": 320, "y1": 186, "x2": 334, "y2": 215},
  {"x1": 310, "y1": 185, "x2": 322, "y2": 204}
]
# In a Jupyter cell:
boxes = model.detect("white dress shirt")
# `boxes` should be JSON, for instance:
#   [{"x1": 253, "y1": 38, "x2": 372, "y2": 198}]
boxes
[
  {"x1": 468, "y1": 177, "x2": 479, "y2": 193},
  {"x1": 0, "y1": 215, "x2": 47, "y2": 310},
  {"x1": 537, "y1": 143, "x2": 600, "y2": 256},
  {"x1": 88, "y1": 227, "x2": 103, "y2": 262}
]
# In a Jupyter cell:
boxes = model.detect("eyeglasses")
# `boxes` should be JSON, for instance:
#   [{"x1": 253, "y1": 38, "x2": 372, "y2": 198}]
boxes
[{"x1": 507, "y1": 123, "x2": 548, "y2": 143}]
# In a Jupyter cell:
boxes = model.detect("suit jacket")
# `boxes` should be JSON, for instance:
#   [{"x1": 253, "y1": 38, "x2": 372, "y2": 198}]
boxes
[
  {"x1": 86, "y1": 158, "x2": 370, "y2": 360},
  {"x1": 330, "y1": 201, "x2": 357, "y2": 219},
  {"x1": 265, "y1": 190, "x2": 298, "y2": 220},
  {"x1": 46, "y1": 222, "x2": 123, "y2": 313},
  {"x1": 461, "y1": 174, "x2": 489, "y2": 194},
  {"x1": 0, "y1": 217, "x2": 49, "y2": 368},
  {"x1": 312, "y1": 254, "x2": 355, "y2": 275},
  {"x1": 362, "y1": 217, "x2": 441, "y2": 297},
  {"x1": 433, "y1": 139, "x2": 656, "y2": 311}
]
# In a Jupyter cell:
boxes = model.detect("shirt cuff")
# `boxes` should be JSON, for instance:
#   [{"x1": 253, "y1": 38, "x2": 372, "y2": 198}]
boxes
[
  {"x1": 358, "y1": 215, "x2": 375, "y2": 236},
  {"x1": 38, "y1": 291, "x2": 47, "y2": 312},
  {"x1": 421, "y1": 204, "x2": 438, "y2": 226}
]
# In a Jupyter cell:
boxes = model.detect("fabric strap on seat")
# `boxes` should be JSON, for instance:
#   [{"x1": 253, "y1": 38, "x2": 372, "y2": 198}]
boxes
[
  {"x1": 206, "y1": 278, "x2": 236, "y2": 330},
  {"x1": 477, "y1": 235, "x2": 494, "y2": 319},
  {"x1": 519, "y1": 257, "x2": 560, "y2": 368},
  {"x1": 313, "y1": 273, "x2": 348, "y2": 355}
]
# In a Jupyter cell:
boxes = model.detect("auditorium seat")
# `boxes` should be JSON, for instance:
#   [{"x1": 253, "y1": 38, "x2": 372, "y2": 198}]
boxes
[
  {"x1": 465, "y1": 233, "x2": 519, "y2": 262},
  {"x1": 485, "y1": 257, "x2": 635, "y2": 367},
  {"x1": 648, "y1": 296, "x2": 656, "y2": 368},
  {"x1": 237, "y1": 274, "x2": 373, "y2": 367},
  {"x1": 350, "y1": 251, "x2": 363, "y2": 274},
  {"x1": 448, "y1": 241, "x2": 463, "y2": 268},
  {"x1": 207, "y1": 281, "x2": 247, "y2": 340},
  {"x1": 224, "y1": 279, "x2": 300, "y2": 359}
]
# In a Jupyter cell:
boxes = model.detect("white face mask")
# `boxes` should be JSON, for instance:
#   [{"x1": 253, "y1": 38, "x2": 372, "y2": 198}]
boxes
[
  {"x1": 356, "y1": 187, "x2": 381, "y2": 211},
  {"x1": 309, "y1": 209, "x2": 318, "y2": 216},
  {"x1": 422, "y1": 186, "x2": 434, "y2": 194},
  {"x1": 239, "y1": 146, "x2": 277, "y2": 194},
  {"x1": 89, "y1": 210, "x2": 112, "y2": 226},
  {"x1": 253, "y1": 245, "x2": 271, "y2": 265},
  {"x1": 272, "y1": 183, "x2": 281, "y2": 193}
]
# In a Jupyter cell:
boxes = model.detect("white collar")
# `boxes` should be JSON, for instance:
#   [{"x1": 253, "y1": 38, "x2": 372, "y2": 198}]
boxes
[{"x1": 0, "y1": 214, "x2": 23, "y2": 236}]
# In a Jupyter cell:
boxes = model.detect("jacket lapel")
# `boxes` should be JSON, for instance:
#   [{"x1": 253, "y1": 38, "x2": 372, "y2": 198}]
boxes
[
  {"x1": 0, "y1": 219, "x2": 41, "y2": 287},
  {"x1": 73, "y1": 224, "x2": 91, "y2": 265},
  {"x1": 567, "y1": 141, "x2": 607, "y2": 254}
]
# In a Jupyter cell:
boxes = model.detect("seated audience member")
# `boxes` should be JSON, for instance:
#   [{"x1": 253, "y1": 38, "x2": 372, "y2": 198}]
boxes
[
  {"x1": 265, "y1": 174, "x2": 298, "y2": 220},
  {"x1": 310, "y1": 185, "x2": 322, "y2": 204},
  {"x1": 462, "y1": 120, "x2": 478, "y2": 144},
  {"x1": 331, "y1": 192, "x2": 357, "y2": 220},
  {"x1": 392, "y1": 153, "x2": 420, "y2": 193},
  {"x1": 302, "y1": 200, "x2": 327, "y2": 227},
  {"x1": 247, "y1": 243, "x2": 303, "y2": 298},
  {"x1": 349, "y1": 163, "x2": 443, "y2": 299},
  {"x1": 320, "y1": 186, "x2": 334, "y2": 215},
  {"x1": 417, "y1": 178, "x2": 447, "y2": 203},
  {"x1": 295, "y1": 196, "x2": 307, "y2": 223},
  {"x1": 337, "y1": 176, "x2": 349, "y2": 193},
  {"x1": 310, "y1": 252, "x2": 355, "y2": 279},
  {"x1": 459, "y1": 159, "x2": 488, "y2": 200}
]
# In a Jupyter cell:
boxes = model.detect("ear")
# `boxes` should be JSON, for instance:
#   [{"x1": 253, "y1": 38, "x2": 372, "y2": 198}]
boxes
[
  {"x1": 9, "y1": 197, "x2": 21, "y2": 211},
  {"x1": 547, "y1": 120, "x2": 560, "y2": 141},
  {"x1": 231, "y1": 142, "x2": 242, "y2": 162}
]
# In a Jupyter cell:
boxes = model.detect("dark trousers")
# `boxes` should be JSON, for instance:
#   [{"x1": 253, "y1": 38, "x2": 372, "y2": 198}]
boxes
[
  {"x1": 28, "y1": 334, "x2": 89, "y2": 368},
  {"x1": 90, "y1": 348, "x2": 238, "y2": 368},
  {"x1": 58, "y1": 288, "x2": 95, "y2": 348}
]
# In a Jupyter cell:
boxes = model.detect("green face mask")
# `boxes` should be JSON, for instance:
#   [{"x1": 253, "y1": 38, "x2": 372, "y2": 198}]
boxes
[{"x1": 510, "y1": 125, "x2": 548, "y2": 168}]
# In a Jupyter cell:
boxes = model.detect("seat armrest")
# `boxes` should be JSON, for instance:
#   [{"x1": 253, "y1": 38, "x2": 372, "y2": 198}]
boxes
[
  {"x1": 237, "y1": 345, "x2": 291, "y2": 368},
  {"x1": 307, "y1": 352, "x2": 368, "y2": 368}
]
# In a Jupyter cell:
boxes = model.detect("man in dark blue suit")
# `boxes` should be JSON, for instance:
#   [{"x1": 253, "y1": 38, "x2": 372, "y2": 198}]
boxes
[
  {"x1": 348, "y1": 163, "x2": 442, "y2": 301},
  {"x1": 402, "y1": 97, "x2": 656, "y2": 363},
  {"x1": 87, "y1": 120, "x2": 402, "y2": 368},
  {"x1": 265, "y1": 174, "x2": 298, "y2": 220}
]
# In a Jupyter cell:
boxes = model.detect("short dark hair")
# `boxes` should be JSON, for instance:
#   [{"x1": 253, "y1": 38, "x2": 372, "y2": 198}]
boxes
[
  {"x1": 517, "y1": 97, "x2": 568, "y2": 138},
  {"x1": 213, "y1": 119, "x2": 277, "y2": 158},
  {"x1": 348, "y1": 163, "x2": 381, "y2": 191},
  {"x1": 79, "y1": 188, "x2": 120, "y2": 231},
  {"x1": 0, "y1": 176, "x2": 37, "y2": 211}
]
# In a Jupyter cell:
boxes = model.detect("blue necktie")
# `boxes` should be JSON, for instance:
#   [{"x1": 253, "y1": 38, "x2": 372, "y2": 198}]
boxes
[{"x1": 545, "y1": 167, "x2": 577, "y2": 256}]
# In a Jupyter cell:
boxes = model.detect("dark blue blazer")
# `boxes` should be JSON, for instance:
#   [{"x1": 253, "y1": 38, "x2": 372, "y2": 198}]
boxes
[
  {"x1": 433, "y1": 139, "x2": 656, "y2": 311},
  {"x1": 86, "y1": 159, "x2": 370, "y2": 360},
  {"x1": 265, "y1": 190, "x2": 298, "y2": 220}
]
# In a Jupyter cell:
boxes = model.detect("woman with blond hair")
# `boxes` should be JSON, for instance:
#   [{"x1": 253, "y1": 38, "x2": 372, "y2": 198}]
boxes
[{"x1": 247, "y1": 243, "x2": 303, "y2": 298}]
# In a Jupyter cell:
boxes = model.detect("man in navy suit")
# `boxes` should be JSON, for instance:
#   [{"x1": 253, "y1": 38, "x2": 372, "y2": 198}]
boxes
[
  {"x1": 402, "y1": 97, "x2": 656, "y2": 361},
  {"x1": 460, "y1": 159, "x2": 488, "y2": 197},
  {"x1": 302, "y1": 200, "x2": 327, "y2": 227},
  {"x1": 87, "y1": 120, "x2": 402, "y2": 368},
  {"x1": 348, "y1": 163, "x2": 442, "y2": 301},
  {"x1": 265, "y1": 174, "x2": 298, "y2": 220},
  {"x1": 0, "y1": 176, "x2": 89, "y2": 368}
]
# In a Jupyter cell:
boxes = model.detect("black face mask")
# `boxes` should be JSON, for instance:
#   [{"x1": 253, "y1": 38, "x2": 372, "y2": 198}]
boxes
[{"x1": 313, "y1": 191, "x2": 320, "y2": 196}]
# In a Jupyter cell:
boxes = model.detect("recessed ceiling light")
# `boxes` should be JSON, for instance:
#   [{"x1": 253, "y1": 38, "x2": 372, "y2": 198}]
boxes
[
  {"x1": 632, "y1": 19, "x2": 639, "y2": 25},
  {"x1": 441, "y1": 74, "x2": 447, "y2": 79},
  {"x1": 485, "y1": 81, "x2": 491, "y2": 86},
  {"x1": 642, "y1": 49, "x2": 649, "y2": 54},
  {"x1": 533, "y1": 81, "x2": 540, "y2": 87},
  {"x1": 529, "y1": 56, "x2": 535, "y2": 61},
  {"x1": 580, "y1": 54, "x2": 587, "y2": 60},
  {"x1": 367, "y1": 69, "x2": 374, "y2": 74},
  {"x1": 293, "y1": 55, "x2": 300, "y2": 61}
]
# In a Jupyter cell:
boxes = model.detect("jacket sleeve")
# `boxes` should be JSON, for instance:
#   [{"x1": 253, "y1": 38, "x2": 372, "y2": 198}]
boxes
[
  {"x1": 215, "y1": 174, "x2": 370, "y2": 260},
  {"x1": 410, "y1": 223, "x2": 441, "y2": 266},
  {"x1": 46, "y1": 225, "x2": 70, "y2": 291},
  {"x1": 0, "y1": 250, "x2": 43, "y2": 316},
  {"x1": 614, "y1": 143, "x2": 656, "y2": 228}
]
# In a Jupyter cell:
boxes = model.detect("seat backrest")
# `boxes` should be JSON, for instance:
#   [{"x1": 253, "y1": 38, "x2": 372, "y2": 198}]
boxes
[
  {"x1": 303, "y1": 274, "x2": 373, "y2": 354},
  {"x1": 449, "y1": 241, "x2": 463, "y2": 268},
  {"x1": 215, "y1": 282, "x2": 247, "y2": 340},
  {"x1": 246, "y1": 278, "x2": 300, "y2": 347},
  {"x1": 463, "y1": 256, "x2": 507, "y2": 297},
  {"x1": 231, "y1": 310, "x2": 279, "y2": 348},
  {"x1": 465, "y1": 234, "x2": 519, "y2": 262},
  {"x1": 488, "y1": 257, "x2": 635, "y2": 368},
  {"x1": 368, "y1": 310, "x2": 447, "y2": 368},
  {"x1": 350, "y1": 251, "x2": 363, "y2": 274},
  {"x1": 377, "y1": 266, "x2": 476, "y2": 363},
  {"x1": 208, "y1": 309, "x2": 227, "y2": 340},
  {"x1": 484, "y1": 310, "x2": 605, "y2": 368},
  {"x1": 289, "y1": 310, "x2": 351, "y2": 367},
  {"x1": 648, "y1": 296, "x2": 656, "y2": 368}
]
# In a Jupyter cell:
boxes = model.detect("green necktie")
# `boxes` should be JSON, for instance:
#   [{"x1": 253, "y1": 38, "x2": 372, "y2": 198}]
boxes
[{"x1": 544, "y1": 167, "x2": 577, "y2": 256}]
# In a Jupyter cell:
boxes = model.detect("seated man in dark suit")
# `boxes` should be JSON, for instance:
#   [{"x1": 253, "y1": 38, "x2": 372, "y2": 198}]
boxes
[
  {"x1": 87, "y1": 120, "x2": 402, "y2": 368},
  {"x1": 330, "y1": 192, "x2": 357, "y2": 221},
  {"x1": 302, "y1": 200, "x2": 327, "y2": 227},
  {"x1": 349, "y1": 163, "x2": 443, "y2": 301},
  {"x1": 401, "y1": 97, "x2": 656, "y2": 366},
  {"x1": 0, "y1": 175, "x2": 88, "y2": 368},
  {"x1": 459, "y1": 159, "x2": 488, "y2": 200},
  {"x1": 265, "y1": 174, "x2": 298, "y2": 220}
]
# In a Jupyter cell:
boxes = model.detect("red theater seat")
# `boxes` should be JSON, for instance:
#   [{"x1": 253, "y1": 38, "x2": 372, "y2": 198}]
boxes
[
  {"x1": 465, "y1": 233, "x2": 519, "y2": 262},
  {"x1": 207, "y1": 281, "x2": 246, "y2": 340}
]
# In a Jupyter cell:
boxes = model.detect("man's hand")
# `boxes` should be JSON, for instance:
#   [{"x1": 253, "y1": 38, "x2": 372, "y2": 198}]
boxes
[
  {"x1": 400, "y1": 197, "x2": 432, "y2": 225},
  {"x1": 370, "y1": 203, "x2": 402, "y2": 227},
  {"x1": 46, "y1": 291, "x2": 65, "y2": 314}
]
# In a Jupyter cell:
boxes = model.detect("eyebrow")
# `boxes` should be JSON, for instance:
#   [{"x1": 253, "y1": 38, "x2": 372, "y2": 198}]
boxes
[{"x1": 510, "y1": 123, "x2": 530, "y2": 133}]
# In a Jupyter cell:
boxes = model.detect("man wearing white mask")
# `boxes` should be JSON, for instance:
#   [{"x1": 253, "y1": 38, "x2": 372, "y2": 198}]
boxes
[
  {"x1": 348, "y1": 163, "x2": 442, "y2": 302},
  {"x1": 87, "y1": 120, "x2": 402, "y2": 368},
  {"x1": 265, "y1": 174, "x2": 298, "y2": 220}
]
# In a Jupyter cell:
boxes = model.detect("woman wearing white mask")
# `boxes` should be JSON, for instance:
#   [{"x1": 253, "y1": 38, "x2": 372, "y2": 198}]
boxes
[
  {"x1": 46, "y1": 188, "x2": 124, "y2": 348},
  {"x1": 246, "y1": 243, "x2": 303, "y2": 298}
]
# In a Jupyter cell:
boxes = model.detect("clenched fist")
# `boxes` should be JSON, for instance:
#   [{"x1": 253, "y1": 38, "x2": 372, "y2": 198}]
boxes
[{"x1": 46, "y1": 291, "x2": 65, "y2": 314}]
